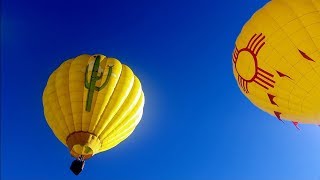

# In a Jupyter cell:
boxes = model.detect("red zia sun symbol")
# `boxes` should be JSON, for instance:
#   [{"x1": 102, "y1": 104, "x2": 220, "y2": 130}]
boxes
[{"x1": 232, "y1": 33, "x2": 275, "y2": 93}]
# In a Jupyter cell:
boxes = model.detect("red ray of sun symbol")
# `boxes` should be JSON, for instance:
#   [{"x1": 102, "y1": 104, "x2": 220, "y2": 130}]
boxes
[{"x1": 232, "y1": 33, "x2": 275, "y2": 93}]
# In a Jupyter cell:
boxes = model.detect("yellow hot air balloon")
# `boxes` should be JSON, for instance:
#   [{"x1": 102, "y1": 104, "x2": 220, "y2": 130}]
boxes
[
  {"x1": 232, "y1": 0, "x2": 320, "y2": 127},
  {"x1": 42, "y1": 54, "x2": 144, "y2": 175}
]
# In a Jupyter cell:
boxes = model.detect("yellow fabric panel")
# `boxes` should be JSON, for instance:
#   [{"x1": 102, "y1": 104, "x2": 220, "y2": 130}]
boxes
[
  {"x1": 55, "y1": 60, "x2": 75, "y2": 132},
  {"x1": 101, "y1": 94, "x2": 144, "y2": 143},
  {"x1": 99, "y1": 107, "x2": 144, "y2": 152},
  {"x1": 43, "y1": 77, "x2": 67, "y2": 146},
  {"x1": 97, "y1": 76, "x2": 142, "y2": 140},
  {"x1": 93, "y1": 65, "x2": 134, "y2": 135},
  {"x1": 42, "y1": 54, "x2": 144, "y2": 158},
  {"x1": 87, "y1": 57, "x2": 122, "y2": 132},
  {"x1": 69, "y1": 54, "x2": 91, "y2": 131},
  {"x1": 99, "y1": 89, "x2": 144, "y2": 141},
  {"x1": 43, "y1": 70, "x2": 70, "y2": 144},
  {"x1": 99, "y1": 127, "x2": 136, "y2": 153},
  {"x1": 233, "y1": 0, "x2": 320, "y2": 123}
]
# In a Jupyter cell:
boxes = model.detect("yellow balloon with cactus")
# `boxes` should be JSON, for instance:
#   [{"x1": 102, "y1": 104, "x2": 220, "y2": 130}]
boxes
[{"x1": 42, "y1": 54, "x2": 144, "y2": 175}]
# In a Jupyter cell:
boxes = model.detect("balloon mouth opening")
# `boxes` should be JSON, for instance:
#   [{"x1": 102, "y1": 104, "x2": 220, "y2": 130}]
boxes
[
  {"x1": 66, "y1": 131, "x2": 102, "y2": 160},
  {"x1": 70, "y1": 144, "x2": 94, "y2": 160}
]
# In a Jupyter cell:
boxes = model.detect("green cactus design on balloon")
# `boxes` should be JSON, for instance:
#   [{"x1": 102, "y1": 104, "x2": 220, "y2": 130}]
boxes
[{"x1": 85, "y1": 55, "x2": 114, "y2": 112}]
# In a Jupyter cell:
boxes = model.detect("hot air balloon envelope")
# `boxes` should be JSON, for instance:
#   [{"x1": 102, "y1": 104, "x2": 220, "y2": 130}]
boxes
[
  {"x1": 43, "y1": 54, "x2": 144, "y2": 161},
  {"x1": 232, "y1": 0, "x2": 320, "y2": 124}
]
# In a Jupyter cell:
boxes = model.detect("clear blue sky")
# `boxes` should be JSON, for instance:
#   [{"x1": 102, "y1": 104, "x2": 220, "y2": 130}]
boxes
[{"x1": 2, "y1": 0, "x2": 320, "y2": 179}]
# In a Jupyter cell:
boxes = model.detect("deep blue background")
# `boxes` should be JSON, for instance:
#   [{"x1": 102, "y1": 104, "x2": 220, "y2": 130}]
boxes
[{"x1": 2, "y1": 0, "x2": 320, "y2": 179}]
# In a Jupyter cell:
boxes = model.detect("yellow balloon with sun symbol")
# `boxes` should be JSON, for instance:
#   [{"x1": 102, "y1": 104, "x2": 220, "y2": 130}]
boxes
[{"x1": 233, "y1": 0, "x2": 320, "y2": 127}]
